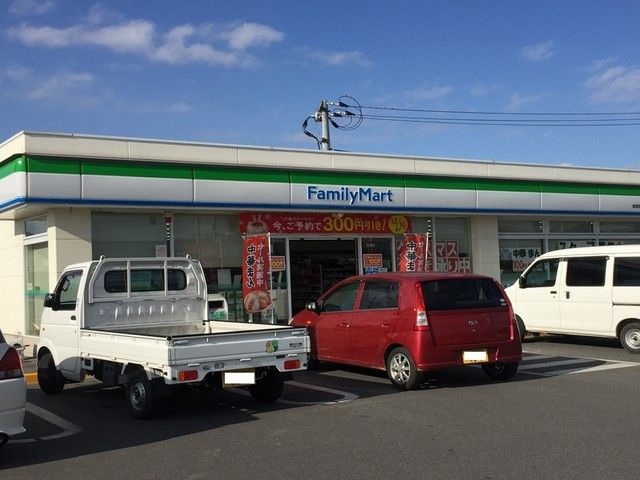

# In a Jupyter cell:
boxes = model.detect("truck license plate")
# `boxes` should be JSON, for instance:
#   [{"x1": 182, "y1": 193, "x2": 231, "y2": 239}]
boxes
[
  {"x1": 223, "y1": 370, "x2": 255, "y2": 387},
  {"x1": 462, "y1": 350, "x2": 488, "y2": 364}
]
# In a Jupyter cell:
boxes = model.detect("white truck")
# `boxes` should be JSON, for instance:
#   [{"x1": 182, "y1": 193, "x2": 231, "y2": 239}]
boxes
[{"x1": 36, "y1": 257, "x2": 310, "y2": 418}]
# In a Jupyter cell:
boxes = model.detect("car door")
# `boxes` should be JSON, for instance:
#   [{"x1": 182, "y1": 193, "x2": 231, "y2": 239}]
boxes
[
  {"x1": 350, "y1": 280, "x2": 399, "y2": 367},
  {"x1": 559, "y1": 256, "x2": 611, "y2": 334},
  {"x1": 42, "y1": 269, "x2": 83, "y2": 374},
  {"x1": 512, "y1": 258, "x2": 562, "y2": 332},
  {"x1": 314, "y1": 280, "x2": 360, "y2": 363}
]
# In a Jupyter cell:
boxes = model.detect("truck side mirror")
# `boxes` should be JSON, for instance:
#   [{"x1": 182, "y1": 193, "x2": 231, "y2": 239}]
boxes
[
  {"x1": 518, "y1": 277, "x2": 526, "y2": 289},
  {"x1": 43, "y1": 293, "x2": 59, "y2": 310}
]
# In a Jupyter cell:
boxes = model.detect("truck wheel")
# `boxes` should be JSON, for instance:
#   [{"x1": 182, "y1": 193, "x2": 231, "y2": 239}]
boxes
[
  {"x1": 482, "y1": 362, "x2": 519, "y2": 380},
  {"x1": 248, "y1": 370, "x2": 284, "y2": 404},
  {"x1": 620, "y1": 322, "x2": 640, "y2": 353},
  {"x1": 386, "y1": 347, "x2": 422, "y2": 390},
  {"x1": 126, "y1": 373, "x2": 156, "y2": 419},
  {"x1": 37, "y1": 352, "x2": 66, "y2": 394},
  {"x1": 516, "y1": 316, "x2": 526, "y2": 341}
]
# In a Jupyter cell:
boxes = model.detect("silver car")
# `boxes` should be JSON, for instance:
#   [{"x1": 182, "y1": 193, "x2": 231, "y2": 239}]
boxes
[{"x1": 0, "y1": 329, "x2": 26, "y2": 448}]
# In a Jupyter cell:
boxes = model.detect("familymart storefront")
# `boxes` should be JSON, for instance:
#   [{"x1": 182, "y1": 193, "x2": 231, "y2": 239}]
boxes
[{"x1": 3, "y1": 131, "x2": 640, "y2": 349}]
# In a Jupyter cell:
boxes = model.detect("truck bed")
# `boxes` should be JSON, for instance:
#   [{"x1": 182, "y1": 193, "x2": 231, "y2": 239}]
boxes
[{"x1": 93, "y1": 320, "x2": 297, "y2": 338}]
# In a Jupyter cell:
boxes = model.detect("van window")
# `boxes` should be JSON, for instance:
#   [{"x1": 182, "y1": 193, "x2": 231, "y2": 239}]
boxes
[
  {"x1": 566, "y1": 257, "x2": 607, "y2": 287},
  {"x1": 321, "y1": 282, "x2": 359, "y2": 312},
  {"x1": 613, "y1": 257, "x2": 640, "y2": 286},
  {"x1": 522, "y1": 259, "x2": 559, "y2": 288},
  {"x1": 360, "y1": 281, "x2": 399, "y2": 310},
  {"x1": 422, "y1": 278, "x2": 504, "y2": 311}
]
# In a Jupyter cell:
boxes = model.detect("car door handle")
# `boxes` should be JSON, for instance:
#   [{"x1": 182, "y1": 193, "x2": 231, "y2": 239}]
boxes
[
  {"x1": 338, "y1": 322, "x2": 350, "y2": 328},
  {"x1": 70, "y1": 315, "x2": 77, "y2": 321},
  {"x1": 550, "y1": 290, "x2": 557, "y2": 294},
  {"x1": 565, "y1": 291, "x2": 570, "y2": 299},
  {"x1": 381, "y1": 322, "x2": 391, "y2": 328}
]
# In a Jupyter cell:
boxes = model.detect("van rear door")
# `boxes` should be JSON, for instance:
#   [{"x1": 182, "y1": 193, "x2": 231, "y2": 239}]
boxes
[{"x1": 422, "y1": 278, "x2": 511, "y2": 346}]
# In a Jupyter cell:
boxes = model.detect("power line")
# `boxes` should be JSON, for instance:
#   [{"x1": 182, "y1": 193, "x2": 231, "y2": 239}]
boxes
[
  {"x1": 360, "y1": 115, "x2": 640, "y2": 127},
  {"x1": 358, "y1": 104, "x2": 640, "y2": 116}
]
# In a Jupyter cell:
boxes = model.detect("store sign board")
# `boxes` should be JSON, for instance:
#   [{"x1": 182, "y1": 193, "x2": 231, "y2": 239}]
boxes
[
  {"x1": 398, "y1": 233, "x2": 428, "y2": 272},
  {"x1": 291, "y1": 184, "x2": 405, "y2": 209},
  {"x1": 239, "y1": 213, "x2": 411, "y2": 235},
  {"x1": 270, "y1": 255, "x2": 286, "y2": 272},
  {"x1": 242, "y1": 234, "x2": 272, "y2": 313}
]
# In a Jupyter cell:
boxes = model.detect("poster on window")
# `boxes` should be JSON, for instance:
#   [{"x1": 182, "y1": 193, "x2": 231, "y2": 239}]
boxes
[
  {"x1": 435, "y1": 240, "x2": 471, "y2": 273},
  {"x1": 398, "y1": 233, "x2": 428, "y2": 272},
  {"x1": 500, "y1": 247, "x2": 540, "y2": 272},
  {"x1": 242, "y1": 234, "x2": 273, "y2": 313}
]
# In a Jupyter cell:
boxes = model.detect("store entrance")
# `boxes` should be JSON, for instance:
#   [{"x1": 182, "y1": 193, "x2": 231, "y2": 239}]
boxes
[{"x1": 289, "y1": 239, "x2": 358, "y2": 316}]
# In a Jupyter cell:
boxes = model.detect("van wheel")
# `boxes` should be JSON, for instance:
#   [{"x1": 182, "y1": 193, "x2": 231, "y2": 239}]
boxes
[
  {"x1": 386, "y1": 347, "x2": 421, "y2": 390},
  {"x1": 249, "y1": 370, "x2": 284, "y2": 403},
  {"x1": 516, "y1": 316, "x2": 526, "y2": 341},
  {"x1": 37, "y1": 352, "x2": 66, "y2": 394},
  {"x1": 482, "y1": 362, "x2": 519, "y2": 380},
  {"x1": 126, "y1": 373, "x2": 156, "y2": 419},
  {"x1": 620, "y1": 322, "x2": 640, "y2": 353}
]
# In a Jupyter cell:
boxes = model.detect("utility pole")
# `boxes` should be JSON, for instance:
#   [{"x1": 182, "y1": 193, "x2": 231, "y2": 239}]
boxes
[{"x1": 314, "y1": 100, "x2": 331, "y2": 150}]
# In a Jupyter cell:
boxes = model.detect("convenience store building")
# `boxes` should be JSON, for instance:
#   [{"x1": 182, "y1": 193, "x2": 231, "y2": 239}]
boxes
[{"x1": 3, "y1": 131, "x2": 640, "y2": 348}]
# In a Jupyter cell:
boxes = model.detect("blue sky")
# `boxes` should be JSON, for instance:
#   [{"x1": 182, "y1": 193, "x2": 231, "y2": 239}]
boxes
[{"x1": 2, "y1": 0, "x2": 640, "y2": 169}]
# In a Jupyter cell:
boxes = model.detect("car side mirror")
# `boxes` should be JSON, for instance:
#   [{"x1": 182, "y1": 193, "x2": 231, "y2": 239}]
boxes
[
  {"x1": 306, "y1": 301, "x2": 319, "y2": 313},
  {"x1": 518, "y1": 277, "x2": 526, "y2": 289},
  {"x1": 43, "y1": 293, "x2": 59, "y2": 310}
]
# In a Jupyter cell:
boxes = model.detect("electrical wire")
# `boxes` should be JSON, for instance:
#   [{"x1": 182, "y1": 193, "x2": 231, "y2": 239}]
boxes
[{"x1": 357, "y1": 104, "x2": 640, "y2": 116}]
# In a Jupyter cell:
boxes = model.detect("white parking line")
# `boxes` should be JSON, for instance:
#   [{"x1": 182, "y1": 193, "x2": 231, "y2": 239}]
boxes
[
  {"x1": 9, "y1": 402, "x2": 83, "y2": 444},
  {"x1": 231, "y1": 381, "x2": 359, "y2": 406}
]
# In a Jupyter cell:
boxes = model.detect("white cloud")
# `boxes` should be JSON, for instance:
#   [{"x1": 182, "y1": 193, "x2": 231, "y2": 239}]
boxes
[
  {"x1": 585, "y1": 63, "x2": 640, "y2": 105},
  {"x1": 25, "y1": 72, "x2": 94, "y2": 100},
  {"x1": 7, "y1": 14, "x2": 284, "y2": 68},
  {"x1": 9, "y1": 0, "x2": 54, "y2": 16},
  {"x1": 224, "y1": 22, "x2": 284, "y2": 50},
  {"x1": 520, "y1": 40, "x2": 556, "y2": 62},
  {"x1": 306, "y1": 50, "x2": 371, "y2": 67},
  {"x1": 506, "y1": 93, "x2": 546, "y2": 111},
  {"x1": 405, "y1": 85, "x2": 453, "y2": 101}
]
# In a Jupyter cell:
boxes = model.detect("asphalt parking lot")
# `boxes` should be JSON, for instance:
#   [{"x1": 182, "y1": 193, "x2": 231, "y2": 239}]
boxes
[{"x1": 3, "y1": 335, "x2": 640, "y2": 480}]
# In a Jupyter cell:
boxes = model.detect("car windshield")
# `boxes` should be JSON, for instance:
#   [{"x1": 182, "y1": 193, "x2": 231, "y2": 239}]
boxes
[{"x1": 421, "y1": 278, "x2": 505, "y2": 311}]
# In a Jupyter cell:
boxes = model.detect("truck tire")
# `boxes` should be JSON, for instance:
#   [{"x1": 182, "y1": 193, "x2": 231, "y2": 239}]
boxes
[
  {"x1": 482, "y1": 362, "x2": 519, "y2": 380},
  {"x1": 248, "y1": 370, "x2": 284, "y2": 404},
  {"x1": 386, "y1": 347, "x2": 422, "y2": 390},
  {"x1": 37, "y1": 352, "x2": 66, "y2": 394},
  {"x1": 620, "y1": 322, "x2": 640, "y2": 353},
  {"x1": 516, "y1": 316, "x2": 526, "y2": 342},
  {"x1": 126, "y1": 372, "x2": 156, "y2": 419}
]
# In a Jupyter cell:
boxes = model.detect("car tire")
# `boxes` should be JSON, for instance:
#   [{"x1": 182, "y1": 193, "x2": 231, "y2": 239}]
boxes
[
  {"x1": 620, "y1": 322, "x2": 640, "y2": 353},
  {"x1": 516, "y1": 316, "x2": 526, "y2": 342},
  {"x1": 37, "y1": 352, "x2": 66, "y2": 395},
  {"x1": 126, "y1": 372, "x2": 156, "y2": 419},
  {"x1": 482, "y1": 362, "x2": 519, "y2": 380},
  {"x1": 248, "y1": 370, "x2": 284, "y2": 404},
  {"x1": 386, "y1": 347, "x2": 422, "y2": 390}
]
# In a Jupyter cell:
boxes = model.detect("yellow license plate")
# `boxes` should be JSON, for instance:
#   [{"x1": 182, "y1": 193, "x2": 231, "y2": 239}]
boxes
[{"x1": 462, "y1": 350, "x2": 488, "y2": 364}]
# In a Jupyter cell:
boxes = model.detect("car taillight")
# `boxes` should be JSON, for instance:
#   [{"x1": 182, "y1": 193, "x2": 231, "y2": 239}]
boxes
[
  {"x1": 0, "y1": 347, "x2": 23, "y2": 380},
  {"x1": 284, "y1": 359, "x2": 301, "y2": 370},
  {"x1": 177, "y1": 370, "x2": 198, "y2": 381},
  {"x1": 414, "y1": 282, "x2": 429, "y2": 331},
  {"x1": 508, "y1": 306, "x2": 517, "y2": 340}
]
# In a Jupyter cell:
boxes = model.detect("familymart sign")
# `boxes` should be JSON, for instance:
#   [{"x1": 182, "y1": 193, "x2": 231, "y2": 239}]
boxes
[{"x1": 291, "y1": 184, "x2": 404, "y2": 209}]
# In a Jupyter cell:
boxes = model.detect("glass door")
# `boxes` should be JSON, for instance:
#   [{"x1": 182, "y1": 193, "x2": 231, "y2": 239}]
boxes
[{"x1": 25, "y1": 242, "x2": 48, "y2": 336}]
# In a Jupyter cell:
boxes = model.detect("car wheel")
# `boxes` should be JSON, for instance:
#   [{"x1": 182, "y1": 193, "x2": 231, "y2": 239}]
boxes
[
  {"x1": 37, "y1": 352, "x2": 66, "y2": 394},
  {"x1": 248, "y1": 370, "x2": 284, "y2": 403},
  {"x1": 620, "y1": 322, "x2": 640, "y2": 353},
  {"x1": 516, "y1": 316, "x2": 526, "y2": 342},
  {"x1": 482, "y1": 362, "x2": 519, "y2": 380},
  {"x1": 126, "y1": 372, "x2": 156, "y2": 419},
  {"x1": 386, "y1": 347, "x2": 421, "y2": 390}
]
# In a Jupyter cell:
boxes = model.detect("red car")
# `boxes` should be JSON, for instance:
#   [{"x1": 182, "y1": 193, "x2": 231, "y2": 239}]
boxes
[{"x1": 290, "y1": 272, "x2": 522, "y2": 390}]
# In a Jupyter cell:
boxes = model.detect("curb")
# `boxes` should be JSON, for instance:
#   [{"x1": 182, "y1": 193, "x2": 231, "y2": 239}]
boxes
[{"x1": 25, "y1": 372, "x2": 37, "y2": 385}]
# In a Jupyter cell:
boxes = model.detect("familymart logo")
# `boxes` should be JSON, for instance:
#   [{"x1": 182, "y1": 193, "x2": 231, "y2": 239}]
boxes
[{"x1": 307, "y1": 185, "x2": 394, "y2": 205}]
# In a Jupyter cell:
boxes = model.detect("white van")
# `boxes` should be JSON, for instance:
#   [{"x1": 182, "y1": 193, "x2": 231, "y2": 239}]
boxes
[{"x1": 505, "y1": 245, "x2": 640, "y2": 353}]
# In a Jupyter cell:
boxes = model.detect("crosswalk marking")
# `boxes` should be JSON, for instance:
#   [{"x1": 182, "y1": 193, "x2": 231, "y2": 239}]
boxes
[{"x1": 518, "y1": 352, "x2": 639, "y2": 377}]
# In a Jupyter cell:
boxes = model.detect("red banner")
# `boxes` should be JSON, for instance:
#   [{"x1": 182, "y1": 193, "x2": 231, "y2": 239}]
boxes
[
  {"x1": 240, "y1": 212, "x2": 411, "y2": 235},
  {"x1": 242, "y1": 234, "x2": 272, "y2": 313},
  {"x1": 398, "y1": 233, "x2": 428, "y2": 272}
]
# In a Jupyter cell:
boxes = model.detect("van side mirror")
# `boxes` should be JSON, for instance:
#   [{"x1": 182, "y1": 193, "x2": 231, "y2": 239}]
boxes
[
  {"x1": 306, "y1": 301, "x2": 319, "y2": 313},
  {"x1": 43, "y1": 293, "x2": 59, "y2": 310},
  {"x1": 518, "y1": 277, "x2": 526, "y2": 289}
]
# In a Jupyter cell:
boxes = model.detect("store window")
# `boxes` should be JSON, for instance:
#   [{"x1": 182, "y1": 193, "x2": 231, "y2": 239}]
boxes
[
  {"x1": 173, "y1": 214, "x2": 245, "y2": 321},
  {"x1": 549, "y1": 221, "x2": 593, "y2": 233},
  {"x1": 600, "y1": 221, "x2": 640, "y2": 234},
  {"x1": 434, "y1": 217, "x2": 471, "y2": 273},
  {"x1": 499, "y1": 239, "x2": 544, "y2": 287},
  {"x1": 92, "y1": 213, "x2": 166, "y2": 258},
  {"x1": 548, "y1": 239, "x2": 596, "y2": 251},
  {"x1": 25, "y1": 216, "x2": 48, "y2": 237},
  {"x1": 361, "y1": 238, "x2": 393, "y2": 274},
  {"x1": 497, "y1": 219, "x2": 543, "y2": 233}
]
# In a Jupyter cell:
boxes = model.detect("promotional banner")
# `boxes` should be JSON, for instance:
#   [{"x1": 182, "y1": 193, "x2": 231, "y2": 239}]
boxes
[
  {"x1": 239, "y1": 212, "x2": 411, "y2": 235},
  {"x1": 398, "y1": 233, "x2": 428, "y2": 272},
  {"x1": 242, "y1": 234, "x2": 273, "y2": 313}
]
